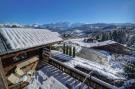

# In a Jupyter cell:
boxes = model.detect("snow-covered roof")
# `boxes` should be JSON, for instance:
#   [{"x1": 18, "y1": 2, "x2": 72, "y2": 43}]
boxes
[{"x1": 0, "y1": 28, "x2": 62, "y2": 54}]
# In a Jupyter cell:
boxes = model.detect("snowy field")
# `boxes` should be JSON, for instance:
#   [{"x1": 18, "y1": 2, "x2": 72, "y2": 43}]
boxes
[
  {"x1": 51, "y1": 50, "x2": 124, "y2": 80},
  {"x1": 51, "y1": 50, "x2": 135, "y2": 88},
  {"x1": 65, "y1": 57, "x2": 124, "y2": 79}
]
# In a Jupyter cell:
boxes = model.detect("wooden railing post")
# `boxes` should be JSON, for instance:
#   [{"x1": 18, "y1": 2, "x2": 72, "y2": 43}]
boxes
[{"x1": 0, "y1": 58, "x2": 9, "y2": 89}]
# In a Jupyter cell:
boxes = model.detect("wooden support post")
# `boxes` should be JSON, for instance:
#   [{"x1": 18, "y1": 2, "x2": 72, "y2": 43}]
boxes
[
  {"x1": 0, "y1": 58, "x2": 9, "y2": 89},
  {"x1": 38, "y1": 48, "x2": 43, "y2": 60},
  {"x1": 49, "y1": 44, "x2": 51, "y2": 51}
]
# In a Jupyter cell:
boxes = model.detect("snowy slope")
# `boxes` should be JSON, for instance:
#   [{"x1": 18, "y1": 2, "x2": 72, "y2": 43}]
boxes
[
  {"x1": 51, "y1": 50, "x2": 135, "y2": 88},
  {"x1": 51, "y1": 50, "x2": 125, "y2": 80},
  {"x1": 65, "y1": 57, "x2": 124, "y2": 79}
]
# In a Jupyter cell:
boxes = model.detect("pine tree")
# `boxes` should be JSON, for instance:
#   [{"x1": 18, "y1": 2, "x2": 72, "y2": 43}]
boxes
[
  {"x1": 66, "y1": 45, "x2": 69, "y2": 55},
  {"x1": 101, "y1": 34, "x2": 106, "y2": 41},
  {"x1": 63, "y1": 43, "x2": 66, "y2": 54},
  {"x1": 124, "y1": 61, "x2": 135, "y2": 79},
  {"x1": 73, "y1": 47, "x2": 76, "y2": 58},
  {"x1": 69, "y1": 46, "x2": 72, "y2": 56},
  {"x1": 96, "y1": 35, "x2": 99, "y2": 40}
]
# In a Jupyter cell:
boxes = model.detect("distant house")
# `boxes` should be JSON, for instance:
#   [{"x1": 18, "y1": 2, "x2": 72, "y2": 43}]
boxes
[
  {"x1": 66, "y1": 38, "x2": 131, "y2": 55},
  {"x1": 83, "y1": 37, "x2": 97, "y2": 43}
]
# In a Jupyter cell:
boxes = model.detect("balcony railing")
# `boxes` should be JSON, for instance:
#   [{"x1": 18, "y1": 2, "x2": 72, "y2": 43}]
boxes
[{"x1": 47, "y1": 57, "x2": 118, "y2": 89}]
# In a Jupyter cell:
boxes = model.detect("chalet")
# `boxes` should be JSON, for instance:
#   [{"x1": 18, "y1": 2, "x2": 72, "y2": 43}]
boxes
[
  {"x1": 0, "y1": 28, "x2": 118, "y2": 89},
  {"x1": 66, "y1": 38, "x2": 132, "y2": 55},
  {"x1": 0, "y1": 28, "x2": 62, "y2": 89}
]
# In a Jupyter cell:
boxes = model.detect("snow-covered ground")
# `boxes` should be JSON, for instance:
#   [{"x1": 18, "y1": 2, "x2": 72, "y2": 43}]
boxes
[
  {"x1": 51, "y1": 50, "x2": 125, "y2": 80},
  {"x1": 51, "y1": 50, "x2": 135, "y2": 88},
  {"x1": 26, "y1": 66, "x2": 68, "y2": 89},
  {"x1": 66, "y1": 57, "x2": 124, "y2": 79}
]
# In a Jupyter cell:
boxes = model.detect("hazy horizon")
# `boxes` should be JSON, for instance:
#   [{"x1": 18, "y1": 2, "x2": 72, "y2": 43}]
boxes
[{"x1": 1, "y1": 22, "x2": 135, "y2": 25}]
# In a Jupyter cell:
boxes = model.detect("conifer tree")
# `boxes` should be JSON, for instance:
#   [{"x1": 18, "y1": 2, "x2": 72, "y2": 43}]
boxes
[
  {"x1": 73, "y1": 47, "x2": 76, "y2": 57},
  {"x1": 69, "y1": 46, "x2": 72, "y2": 56},
  {"x1": 63, "y1": 43, "x2": 66, "y2": 54},
  {"x1": 66, "y1": 45, "x2": 69, "y2": 55}
]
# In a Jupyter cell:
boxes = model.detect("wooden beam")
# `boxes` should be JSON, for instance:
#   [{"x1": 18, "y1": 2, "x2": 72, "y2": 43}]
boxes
[
  {"x1": 0, "y1": 58, "x2": 9, "y2": 89},
  {"x1": 4, "y1": 56, "x2": 38, "y2": 75},
  {"x1": 0, "y1": 41, "x2": 62, "y2": 59}
]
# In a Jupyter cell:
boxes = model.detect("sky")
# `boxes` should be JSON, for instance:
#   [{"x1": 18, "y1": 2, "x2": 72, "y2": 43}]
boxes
[{"x1": 0, "y1": 0, "x2": 135, "y2": 24}]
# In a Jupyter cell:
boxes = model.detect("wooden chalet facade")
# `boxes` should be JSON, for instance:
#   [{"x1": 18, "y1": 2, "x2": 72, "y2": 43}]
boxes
[
  {"x1": 0, "y1": 28, "x2": 118, "y2": 89},
  {"x1": 0, "y1": 28, "x2": 62, "y2": 89}
]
